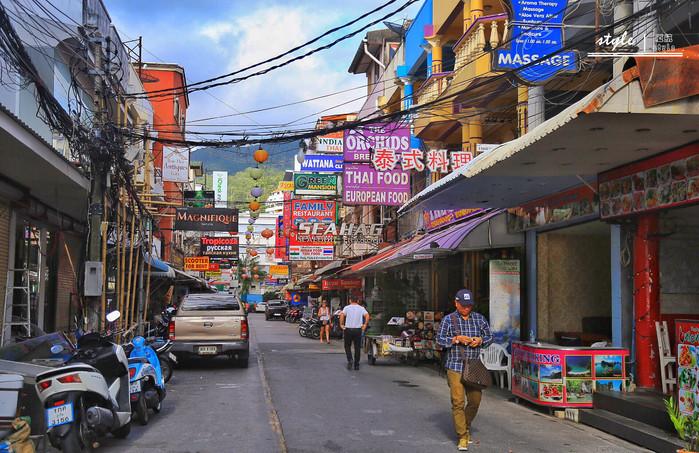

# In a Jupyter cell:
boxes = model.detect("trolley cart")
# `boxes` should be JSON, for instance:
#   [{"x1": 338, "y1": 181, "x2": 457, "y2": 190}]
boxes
[{"x1": 364, "y1": 334, "x2": 416, "y2": 366}]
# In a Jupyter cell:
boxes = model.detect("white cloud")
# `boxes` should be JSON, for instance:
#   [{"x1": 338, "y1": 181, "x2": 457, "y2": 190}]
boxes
[{"x1": 199, "y1": 22, "x2": 236, "y2": 44}]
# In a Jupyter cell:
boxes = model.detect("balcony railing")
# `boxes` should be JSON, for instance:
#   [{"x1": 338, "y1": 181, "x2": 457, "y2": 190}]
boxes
[
  {"x1": 453, "y1": 13, "x2": 508, "y2": 75},
  {"x1": 414, "y1": 72, "x2": 454, "y2": 106}
]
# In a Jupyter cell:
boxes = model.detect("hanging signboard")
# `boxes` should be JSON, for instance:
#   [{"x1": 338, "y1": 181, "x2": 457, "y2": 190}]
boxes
[
  {"x1": 310, "y1": 131, "x2": 344, "y2": 153},
  {"x1": 162, "y1": 147, "x2": 190, "y2": 183},
  {"x1": 289, "y1": 199, "x2": 336, "y2": 261},
  {"x1": 343, "y1": 123, "x2": 410, "y2": 163},
  {"x1": 489, "y1": 260, "x2": 521, "y2": 345},
  {"x1": 493, "y1": 0, "x2": 579, "y2": 84},
  {"x1": 300, "y1": 155, "x2": 343, "y2": 173},
  {"x1": 212, "y1": 171, "x2": 228, "y2": 208},
  {"x1": 282, "y1": 191, "x2": 292, "y2": 237},
  {"x1": 174, "y1": 207, "x2": 239, "y2": 232},
  {"x1": 184, "y1": 190, "x2": 215, "y2": 208},
  {"x1": 277, "y1": 181, "x2": 294, "y2": 192},
  {"x1": 598, "y1": 143, "x2": 699, "y2": 219},
  {"x1": 293, "y1": 173, "x2": 338, "y2": 196},
  {"x1": 506, "y1": 185, "x2": 597, "y2": 233},
  {"x1": 423, "y1": 209, "x2": 483, "y2": 231},
  {"x1": 275, "y1": 215, "x2": 287, "y2": 260},
  {"x1": 184, "y1": 256, "x2": 209, "y2": 271},
  {"x1": 343, "y1": 163, "x2": 410, "y2": 206},
  {"x1": 200, "y1": 236, "x2": 239, "y2": 259},
  {"x1": 321, "y1": 278, "x2": 363, "y2": 291},
  {"x1": 269, "y1": 265, "x2": 289, "y2": 278}
]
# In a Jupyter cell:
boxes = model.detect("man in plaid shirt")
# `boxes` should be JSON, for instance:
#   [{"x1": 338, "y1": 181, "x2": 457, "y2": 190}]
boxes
[{"x1": 436, "y1": 289, "x2": 493, "y2": 451}]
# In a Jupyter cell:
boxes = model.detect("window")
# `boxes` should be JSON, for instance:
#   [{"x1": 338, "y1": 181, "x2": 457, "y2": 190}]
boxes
[
  {"x1": 173, "y1": 97, "x2": 180, "y2": 125},
  {"x1": 181, "y1": 294, "x2": 240, "y2": 311}
]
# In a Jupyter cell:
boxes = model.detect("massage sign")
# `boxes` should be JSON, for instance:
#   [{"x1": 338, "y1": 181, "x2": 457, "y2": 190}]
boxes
[
  {"x1": 200, "y1": 236, "x2": 239, "y2": 260},
  {"x1": 174, "y1": 207, "x2": 239, "y2": 232}
]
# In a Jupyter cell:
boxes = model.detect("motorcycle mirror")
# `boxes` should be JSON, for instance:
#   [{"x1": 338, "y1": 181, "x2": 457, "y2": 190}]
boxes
[
  {"x1": 106, "y1": 310, "x2": 121, "y2": 322},
  {"x1": 50, "y1": 344, "x2": 64, "y2": 354}
]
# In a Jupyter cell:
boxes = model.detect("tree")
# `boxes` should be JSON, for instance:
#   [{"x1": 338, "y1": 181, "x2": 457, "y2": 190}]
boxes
[{"x1": 228, "y1": 167, "x2": 284, "y2": 204}]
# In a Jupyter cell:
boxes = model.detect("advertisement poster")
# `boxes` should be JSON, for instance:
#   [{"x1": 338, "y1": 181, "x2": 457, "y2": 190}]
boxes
[
  {"x1": 507, "y1": 185, "x2": 597, "y2": 233},
  {"x1": 489, "y1": 260, "x2": 521, "y2": 345},
  {"x1": 310, "y1": 131, "x2": 344, "y2": 153},
  {"x1": 184, "y1": 256, "x2": 209, "y2": 272},
  {"x1": 343, "y1": 163, "x2": 410, "y2": 206},
  {"x1": 289, "y1": 200, "x2": 336, "y2": 261},
  {"x1": 174, "y1": 208, "x2": 238, "y2": 232},
  {"x1": 599, "y1": 143, "x2": 699, "y2": 219},
  {"x1": 212, "y1": 171, "x2": 228, "y2": 208},
  {"x1": 677, "y1": 320, "x2": 699, "y2": 415},
  {"x1": 183, "y1": 190, "x2": 215, "y2": 208},
  {"x1": 512, "y1": 343, "x2": 627, "y2": 408},
  {"x1": 321, "y1": 278, "x2": 362, "y2": 291},
  {"x1": 200, "y1": 236, "x2": 239, "y2": 259},
  {"x1": 162, "y1": 147, "x2": 190, "y2": 183},
  {"x1": 275, "y1": 215, "x2": 287, "y2": 260},
  {"x1": 293, "y1": 173, "x2": 338, "y2": 196},
  {"x1": 343, "y1": 122, "x2": 410, "y2": 163},
  {"x1": 269, "y1": 265, "x2": 289, "y2": 278},
  {"x1": 277, "y1": 181, "x2": 294, "y2": 192},
  {"x1": 282, "y1": 191, "x2": 292, "y2": 237},
  {"x1": 300, "y1": 154, "x2": 343, "y2": 173},
  {"x1": 423, "y1": 209, "x2": 483, "y2": 231}
]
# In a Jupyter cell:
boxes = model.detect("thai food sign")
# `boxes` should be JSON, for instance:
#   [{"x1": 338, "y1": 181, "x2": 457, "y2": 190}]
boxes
[
  {"x1": 599, "y1": 143, "x2": 699, "y2": 219},
  {"x1": 677, "y1": 320, "x2": 699, "y2": 415}
]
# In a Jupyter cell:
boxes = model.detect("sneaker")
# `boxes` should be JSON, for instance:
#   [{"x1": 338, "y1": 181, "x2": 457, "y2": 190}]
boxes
[
  {"x1": 354, "y1": 363, "x2": 360, "y2": 370},
  {"x1": 346, "y1": 362, "x2": 352, "y2": 370},
  {"x1": 457, "y1": 437, "x2": 469, "y2": 451}
]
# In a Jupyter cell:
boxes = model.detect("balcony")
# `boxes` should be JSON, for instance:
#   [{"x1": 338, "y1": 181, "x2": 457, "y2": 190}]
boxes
[
  {"x1": 413, "y1": 72, "x2": 460, "y2": 142},
  {"x1": 454, "y1": 14, "x2": 508, "y2": 78},
  {"x1": 414, "y1": 72, "x2": 454, "y2": 106}
]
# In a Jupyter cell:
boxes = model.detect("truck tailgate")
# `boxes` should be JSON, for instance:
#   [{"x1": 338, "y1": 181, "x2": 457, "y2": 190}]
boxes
[{"x1": 174, "y1": 313, "x2": 244, "y2": 341}]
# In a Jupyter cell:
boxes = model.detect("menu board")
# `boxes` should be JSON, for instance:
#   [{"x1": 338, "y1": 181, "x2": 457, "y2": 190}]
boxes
[
  {"x1": 677, "y1": 320, "x2": 699, "y2": 415},
  {"x1": 512, "y1": 343, "x2": 628, "y2": 408},
  {"x1": 599, "y1": 143, "x2": 699, "y2": 219}
]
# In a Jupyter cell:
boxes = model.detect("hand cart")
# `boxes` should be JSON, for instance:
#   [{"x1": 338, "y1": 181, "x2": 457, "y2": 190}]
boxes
[{"x1": 364, "y1": 334, "x2": 416, "y2": 365}]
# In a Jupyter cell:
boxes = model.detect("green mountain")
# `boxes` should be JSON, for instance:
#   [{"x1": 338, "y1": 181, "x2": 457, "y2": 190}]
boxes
[{"x1": 191, "y1": 142, "x2": 298, "y2": 174}]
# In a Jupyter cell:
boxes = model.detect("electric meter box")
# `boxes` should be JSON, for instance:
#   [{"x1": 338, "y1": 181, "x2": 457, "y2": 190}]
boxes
[{"x1": 84, "y1": 261, "x2": 103, "y2": 296}]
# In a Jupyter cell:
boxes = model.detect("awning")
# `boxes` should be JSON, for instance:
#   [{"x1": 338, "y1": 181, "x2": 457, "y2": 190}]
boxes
[
  {"x1": 342, "y1": 238, "x2": 417, "y2": 276},
  {"x1": 173, "y1": 268, "x2": 211, "y2": 290},
  {"x1": 314, "y1": 260, "x2": 344, "y2": 277},
  {"x1": 399, "y1": 68, "x2": 699, "y2": 212},
  {"x1": 144, "y1": 253, "x2": 175, "y2": 279}
]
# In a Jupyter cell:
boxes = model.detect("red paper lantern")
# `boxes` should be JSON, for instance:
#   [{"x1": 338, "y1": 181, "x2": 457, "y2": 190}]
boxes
[
  {"x1": 249, "y1": 200, "x2": 261, "y2": 211},
  {"x1": 253, "y1": 148, "x2": 269, "y2": 164},
  {"x1": 261, "y1": 228, "x2": 274, "y2": 239}
]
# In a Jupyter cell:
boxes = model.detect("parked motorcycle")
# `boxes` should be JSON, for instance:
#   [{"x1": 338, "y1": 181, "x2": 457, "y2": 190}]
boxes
[
  {"x1": 330, "y1": 313, "x2": 344, "y2": 339},
  {"x1": 298, "y1": 317, "x2": 321, "y2": 339},
  {"x1": 127, "y1": 336, "x2": 165, "y2": 426},
  {"x1": 148, "y1": 338, "x2": 175, "y2": 384},
  {"x1": 285, "y1": 307, "x2": 302, "y2": 323},
  {"x1": 35, "y1": 311, "x2": 132, "y2": 452}
]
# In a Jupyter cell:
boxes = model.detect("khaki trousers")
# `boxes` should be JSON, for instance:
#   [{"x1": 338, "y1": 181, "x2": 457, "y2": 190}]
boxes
[{"x1": 447, "y1": 369, "x2": 483, "y2": 438}]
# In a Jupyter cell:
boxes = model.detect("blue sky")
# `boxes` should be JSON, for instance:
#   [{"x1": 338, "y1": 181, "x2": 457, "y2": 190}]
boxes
[{"x1": 104, "y1": 1, "x2": 421, "y2": 135}]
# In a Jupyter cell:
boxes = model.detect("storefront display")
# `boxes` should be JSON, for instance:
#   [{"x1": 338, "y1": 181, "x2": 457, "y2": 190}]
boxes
[
  {"x1": 512, "y1": 342, "x2": 628, "y2": 408},
  {"x1": 677, "y1": 320, "x2": 699, "y2": 415}
]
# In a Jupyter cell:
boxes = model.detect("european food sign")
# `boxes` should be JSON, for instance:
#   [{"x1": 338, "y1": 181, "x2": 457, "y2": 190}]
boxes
[
  {"x1": 289, "y1": 200, "x2": 336, "y2": 261},
  {"x1": 677, "y1": 320, "x2": 699, "y2": 415},
  {"x1": 184, "y1": 256, "x2": 209, "y2": 272},
  {"x1": 174, "y1": 208, "x2": 238, "y2": 232},
  {"x1": 343, "y1": 164, "x2": 410, "y2": 206},
  {"x1": 493, "y1": 0, "x2": 579, "y2": 84},
  {"x1": 200, "y1": 236, "x2": 239, "y2": 259},
  {"x1": 293, "y1": 173, "x2": 337, "y2": 196}
]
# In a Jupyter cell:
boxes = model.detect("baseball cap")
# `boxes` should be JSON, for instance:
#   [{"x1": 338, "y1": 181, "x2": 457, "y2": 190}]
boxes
[{"x1": 455, "y1": 289, "x2": 474, "y2": 306}]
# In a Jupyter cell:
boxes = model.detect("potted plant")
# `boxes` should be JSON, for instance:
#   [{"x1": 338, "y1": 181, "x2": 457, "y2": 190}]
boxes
[{"x1": 666, "y1": 397, "x2": 699, "y2": 453}]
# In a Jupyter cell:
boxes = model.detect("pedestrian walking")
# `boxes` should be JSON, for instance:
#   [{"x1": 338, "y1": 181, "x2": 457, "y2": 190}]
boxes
[
  {"x1": 340, "y1": 297, "x2": 370, "y2": 370},
  {"x1": 318, "y1": 300, "x2": 331, "y2": 344},
  {"x1": 436, "y1": 289, "x2": 493, "y2": 451}
]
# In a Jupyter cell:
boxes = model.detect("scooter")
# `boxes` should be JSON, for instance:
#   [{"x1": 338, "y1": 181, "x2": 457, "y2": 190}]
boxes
[
  {"x1": 35, "y1": 311, "x2": 132, "y2": 452},
  {"x1": 149, "y1": 338, "x2": 176, "y2": 384},
  {"x1": 127, "y1": 336, "x2": 165, "y2": 426},
  {"x1": 299, "y1": 317, "x2": 322, "y2": 339}
]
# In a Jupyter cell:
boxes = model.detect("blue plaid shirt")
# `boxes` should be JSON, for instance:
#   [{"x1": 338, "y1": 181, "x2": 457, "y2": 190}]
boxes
[{"x1": 436, "y1": 311, "x2": 493, "y2": 372}]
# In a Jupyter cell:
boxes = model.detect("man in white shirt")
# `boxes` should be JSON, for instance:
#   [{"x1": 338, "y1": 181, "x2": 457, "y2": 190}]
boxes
[{"x1": 340, "y1": 297, "x2": 370, "y2": 370}]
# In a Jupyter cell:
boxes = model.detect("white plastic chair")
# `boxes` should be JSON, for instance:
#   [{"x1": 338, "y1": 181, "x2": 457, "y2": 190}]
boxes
[
  {"x1": 480, "y1": 343, "x2": 511, "y2": 390},
  {"x1": 656, "y1": 321, "x2": 676, "y2": 394}
]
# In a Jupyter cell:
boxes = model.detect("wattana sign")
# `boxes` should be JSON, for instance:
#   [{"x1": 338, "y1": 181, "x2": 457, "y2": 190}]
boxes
[
  {"x1": 493, "y1": 0, "x2": 579, "y2": 84},
  {"x1": 289, "y1": 200, "x2": 336, "y2": 261},
  {"x1": 200, "y1": 236, "x2": 239, "y2": 259},
  {"x1": 423, "y1": 209, "x2": 483, "y2": 231},
  {"x1": 174, "y1": 207, "x2": 239, "y2": 232},
  {"x1": 343, "y1": 123, "x2": 410, "y2": 163},
  {"x1": 300, "y1": 155, "x2": 343, "y2": 173},
  {"x1": 343, "y1": 164, "x2": 410, "y2": 206}
]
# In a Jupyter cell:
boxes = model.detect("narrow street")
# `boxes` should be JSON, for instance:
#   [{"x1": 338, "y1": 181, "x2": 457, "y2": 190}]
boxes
[{"x1": 99, "y1": 315, "x2": 648, "y2": 453}]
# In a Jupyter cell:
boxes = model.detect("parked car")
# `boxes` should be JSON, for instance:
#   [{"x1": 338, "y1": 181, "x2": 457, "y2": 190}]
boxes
[
  {"x1": 255, "y1": 302, "x2": 267, "y2": 313},
  {"x1": 170, "y1": 293, "x2": 249, "y2": 367},
  {"x1": 265, "y1": 300, "x2": 288, "y2": 320}
]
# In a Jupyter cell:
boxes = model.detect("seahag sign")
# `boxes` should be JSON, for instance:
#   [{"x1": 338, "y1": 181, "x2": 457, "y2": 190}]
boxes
[
  {"x1": 200, "y1": 236, "x2": 239, "y2": 259},
  {"x1": 175, "y1": 208, "x2": 239, "y2": 232}
]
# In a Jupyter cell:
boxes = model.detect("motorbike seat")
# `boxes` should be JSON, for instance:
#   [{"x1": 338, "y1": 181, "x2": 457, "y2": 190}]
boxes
[{"x1": 128, "y1": 357, "x2": 149, "y2": 364}]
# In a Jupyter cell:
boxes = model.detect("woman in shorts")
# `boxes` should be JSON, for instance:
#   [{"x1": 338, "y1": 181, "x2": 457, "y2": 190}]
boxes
[{"x1": 318, "y1": 300, "x2": 331, "y2": 344}]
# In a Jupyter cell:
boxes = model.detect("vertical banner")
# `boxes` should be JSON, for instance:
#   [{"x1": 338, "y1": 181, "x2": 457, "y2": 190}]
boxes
[
  {"x1": 283, "y1": 191, "x2": 292, "y2": 237},
  {"x1": 212, "y1": 171, "x2": 228, "y2": 208},
  {"x1": 162, "y1": 147, "x2": 190, "y2": 182},
  {"x1": 275, "y1": 215, "x2": 287, "y2": 260},
  {"x1": 489, "y1": 260, "x2": 521, "y2": 345}
]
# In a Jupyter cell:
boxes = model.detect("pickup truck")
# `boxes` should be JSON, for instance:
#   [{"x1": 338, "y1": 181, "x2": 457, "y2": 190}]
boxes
[{"x1": 169, "y1": 293, "x2": 249, "y2": 367}]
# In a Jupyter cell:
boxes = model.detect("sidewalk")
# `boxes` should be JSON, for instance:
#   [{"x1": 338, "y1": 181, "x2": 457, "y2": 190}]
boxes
[{"x1": 257, "y1": 319, "x2": 650, "y2": 453}]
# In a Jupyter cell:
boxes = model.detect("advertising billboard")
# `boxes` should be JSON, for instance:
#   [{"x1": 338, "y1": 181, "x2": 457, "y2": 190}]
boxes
[
  {"x1": 174, "y1": 208, "x2": 238, "y2": 232},
  {"x1": 162, "y1": 147, "x2": 190, "y2": 183},
  {"x1": 289, "y1": 199, "x2": 336, "y2": 261},
  {"x1": 200, "y1": 236, "x2": 239, "y2": 259},
  {"x1": 293, "y1": 173, "x2": 337, "y2": 196},
  {"x1": 343, "y1": 164, "x2": 410, "y2": 206}
]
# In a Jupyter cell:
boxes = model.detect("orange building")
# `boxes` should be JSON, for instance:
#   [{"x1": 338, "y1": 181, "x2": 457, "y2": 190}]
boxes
[{"x1": 138, "y1": 63, "x2": 189, "y2": 266}]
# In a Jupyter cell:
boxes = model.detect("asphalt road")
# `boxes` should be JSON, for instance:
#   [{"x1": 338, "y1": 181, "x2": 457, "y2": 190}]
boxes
[{"x1": 98, "y1": 314, "x2": 649, "y2": 453}]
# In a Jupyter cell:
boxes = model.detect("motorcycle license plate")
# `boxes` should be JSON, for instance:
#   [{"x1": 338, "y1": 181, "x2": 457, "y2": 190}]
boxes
[
  {"x1": 46, "y1": 403, "x2": 74, "y2": 428},
  {"x1": 129, "y1": 380, "x2": 141, "y2": 394},
  {"x1": 198, "y1": 345, "x2": 218, "y2": 355}
]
